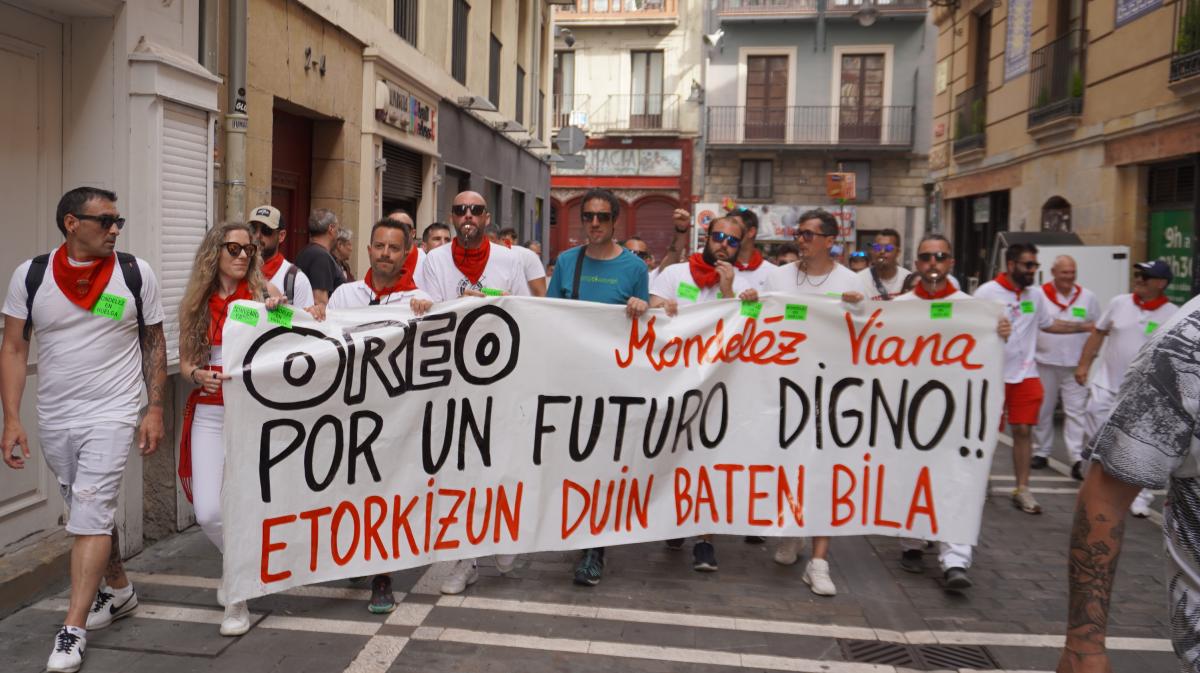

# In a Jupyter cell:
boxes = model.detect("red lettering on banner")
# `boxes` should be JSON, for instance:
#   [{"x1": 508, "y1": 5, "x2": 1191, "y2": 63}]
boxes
[
  {"x1": 831, "y1": 465, "x2": 856, "y2": 526},
  {"x1": 466, "y1": 487, "x2": 494, "y2": 545},
  {"x1": 873, "y1": 466, "x2": 902, "y2": 529},
  {"x1": 615, "y1": 316, "x2": 806, "y2": 371},
  {"x1": 674, "y1": 468, "x2": 692, "y2": 525},
  {"x1": 713, "y1": 464, "x2": 744, "y2": 524},
  {"x1": 391, "y1": 494, "x2": 421, "y2": 558},
  {"x1": 331, "y1": 501, "x2": 361, "y2": 566},
  {"x1": 747, "y1": 465, "x2": 774, "y2": 526},
  {"x1": 495, "y1": 482, "x2": 523, "y2": 542},
  {"x1": 434, "y1": 488, "x2": 466, "y2": 550},
  {"x1": 563, "y1": 474, "x2": 655, "y2": 539},
  {"x1": 777, "y1": 465, "x2": 805, "y2": 527},
  {"x1": 363, "y1": 496, "x2": 388, "y2": 561},
  {"x1": 693, "y1": 466, "x2": 718, "y2": 523},
  {"x1": 299, "y1": 506, "x2": 333, "y2": 572},
  {"x1": 906, "y1": 467, "x2": 938, "y2": 534},
  {"x1": 261, "y1": 515, "x2": 296, "y2": 584},
  {"x1": 562, "y1": 479, "x2": 589, "y2": 539},
  {"x1": 846, "y1": 309, "x2": 982, "y2": 370}
]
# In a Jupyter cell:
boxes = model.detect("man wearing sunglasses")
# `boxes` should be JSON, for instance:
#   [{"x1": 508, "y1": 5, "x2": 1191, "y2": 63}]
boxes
[
  {"x1": 726, "y1": 208, "x2": 776, "y2": 291},
  {"x1": 857, "y1": 229, "x2": 909, "y2": 301},
  {"x1": 974, "y1": 243, "x2": 1093, "y2": 516},
  {"x1": 2, "y1": 187, "x2": 167, "y2": 673},
  {"x1": 1032, "y1": 255, "x2": 1100, "y2": 481},
  {"x1": 623, "y1": 236, "x2": 656, "y2": 280},
  {"x1": 295, "y1": 208, "x2": 345, "y2": 308},
  {"x1": 248, "y1": 205, "x2": 315, "y2": 310},
  {"x1": 418, "y1": 192, "x2": 529, "y2": 305},
  {"x1": 847, "y1": 250, "x2": 870, "y2": 273},
  {"x1": 1074, "y1": 260, "x2": 1178, "y2": 518}
]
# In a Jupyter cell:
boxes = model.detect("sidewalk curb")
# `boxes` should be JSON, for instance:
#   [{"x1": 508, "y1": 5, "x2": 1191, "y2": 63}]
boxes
[{"x1": 0, "y1": 530, "x2": 73, "y2": 620}]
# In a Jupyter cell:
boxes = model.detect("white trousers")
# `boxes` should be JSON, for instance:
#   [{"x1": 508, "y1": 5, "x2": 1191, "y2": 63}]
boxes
[
  {"x1": 900, "y1": 538, "x2": 973, "y2": 570},
  {"x1": 191, "y1": 404, "x2": 225, "y2": 553},
  {"x1": 1034, "y1": 363, "x2": 1089, "y2": 462},
  {"x1": 1086, "y1": 386, "x2": 1154, "y2": 511}
]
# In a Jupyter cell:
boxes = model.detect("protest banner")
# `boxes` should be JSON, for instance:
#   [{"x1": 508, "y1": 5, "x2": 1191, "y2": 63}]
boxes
[{"x1": 219, "y1": 295, "x2": 1004, "y2": 602}]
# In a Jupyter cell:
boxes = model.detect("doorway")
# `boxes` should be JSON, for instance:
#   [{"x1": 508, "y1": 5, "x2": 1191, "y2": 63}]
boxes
[
  {"x1": 745, "y1": 55, "x2": 788, "y2": 141},
  {"x1": 271, "y1": 108, "x2": 313, "y2": 261}
]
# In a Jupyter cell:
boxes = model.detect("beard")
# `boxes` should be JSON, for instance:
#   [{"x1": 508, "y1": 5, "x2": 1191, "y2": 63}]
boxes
[
  {"x1": 261, "y1": 243, "x2": 279, "y2": 259},
  {"x1": 702, "y1": 245, "x2": 720, "y2": 266}
]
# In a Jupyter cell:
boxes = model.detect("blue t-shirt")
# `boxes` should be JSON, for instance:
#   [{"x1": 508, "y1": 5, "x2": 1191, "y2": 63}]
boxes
[{"x1": 547, "y1": 247, "x2": 649, "y2": 305}]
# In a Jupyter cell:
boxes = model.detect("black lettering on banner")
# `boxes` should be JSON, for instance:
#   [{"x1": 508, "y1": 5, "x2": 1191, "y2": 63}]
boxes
[
  {"x1": 453, "y1": 305, "x2": 520, "y2": 385},
  {"x1": 699, "y1": 382, "x2": 728, "y2": 448},
  {"x1": 670, "y1": 389, "x2": 704, "y2": 452},
  {"x1": 569, "y1": 396, "x2": 604, "y2": 462},
  {"x1": 305, "y1": 415, "x2": 344, "y2": 491},
  {"x1": 348, "y1": 411, "x2": 383, "y2": 485},
  {"x1": 408, "y1": 314, "x2": 455, "y2": 390},
  {"x1": 421, "y1": 397, "x2": 493, "y2": 474},
  {"x1": 607, "y1": 396, "x2": 646, "y2": 462},
  {"x1": 458, "y1": 397, "x2": 492, "y2": 470},
  {"x1": 347, "y1": 335, "x2": 406, "y2": 404},
  {"x1": 423, "y1": 398, "x2": 455, "y2": 474},
  {"x1": 532, "y1": 395, "x2": 571, "y2": 465},
  {"x1": 283, "y1": 352, "x2": 317, "y2": 386},
  {"x1": 870, "y1": 379, "x2": 908, "y2": 448},
  {"x1": 829, "y1": 378, "x2": 865, "y2": 447},
  {"x1": 907, "y1": 381, "x2": 954, "y2": 450},
  {"x1": 814, "y1": 374, "x2": 824, "y2": 449},
  {"x1": 243, "y1": 326, "x2": 347, "y2": 410},
  {"x1": 259, "y1": 418, "x2": 305, "y2": 502},
  {"x1": 778, "y1": 377, "x2": 810, "y2": 449},
  {"x1": 642, "y1": 397, "x2": 675, "y2": 458}
]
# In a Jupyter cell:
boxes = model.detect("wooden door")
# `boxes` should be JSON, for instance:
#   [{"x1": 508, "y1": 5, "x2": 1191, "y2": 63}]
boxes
[
  {"x1": 839, "y1": 54, "x2": 884, "y2": 142},
  {"x1": 271, "y1": 109, "x2": 313, "y2": 261},
  {"x1": 745, "y1": 55, "x2": 787, "y2": 141}
]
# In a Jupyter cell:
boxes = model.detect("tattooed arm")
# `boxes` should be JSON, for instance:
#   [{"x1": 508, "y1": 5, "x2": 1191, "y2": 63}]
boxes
[
  {"x1": 1057, "y1": 463, "x2": 1140, "y2": 673},
  {"x1": 137, "y1": 322, "x2": 167, "y2": 456}
]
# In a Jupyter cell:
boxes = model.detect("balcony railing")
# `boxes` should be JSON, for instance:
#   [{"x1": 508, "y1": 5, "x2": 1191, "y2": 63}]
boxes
[
  {"x1": 1172, "y1": 0, "x2": 1200, "y2": 83},
  {"x1": 716, "y1": 0, "x2": 925, "y2": 18},
  {"x1": 1027, "y1": 29, "x2": 1086, "y2": 128},
  {"x1": 552, "y1": 94, "x2": 590, "y2": 129},
  {"x1": 555, "y1": 0, "x2": 678, "y2": 23},
  {"x1": 590, "y1": 94, "x2": 680, "y2": 132},
  {"x1": 706, "y1": 105, "x2": 913, "y2": 147},
  {"x1": 953, "y1": 83, "x2": 987, "y2": 156}
]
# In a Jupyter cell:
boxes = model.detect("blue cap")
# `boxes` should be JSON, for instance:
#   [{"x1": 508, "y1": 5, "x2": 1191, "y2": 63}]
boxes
[
  {"x1": 1134, "y1": 259, "x2": 1173, "y2": 281},
  {"x1": 830, "y1": 244, "x2": 844, "y2": 256}
]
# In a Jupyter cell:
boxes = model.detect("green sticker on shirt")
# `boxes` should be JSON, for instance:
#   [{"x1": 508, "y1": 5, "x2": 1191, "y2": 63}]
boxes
[
  {"x1": 268, "y1": 305, "x2": 294, "y2": 329},
  {"x1": 740, "y1": 301, "x2": 762, "y2": 319},
  {"x1": 785, "y1": 304, "x2": 808, "y2": 320},
  {"x1": 91, "y1": 293, "x2": 126, "y2": 321},
  {"x1": 1071, "y1": 306, "x2": 1087, "y2": 318},
  {"x1": 825, "y1": 292, "x2": 843, "y2": 298},
  {"x1": 481, "y1": 287, "x2": 503, "y2": 297},
  {"x1": 229, "y1": 304, "x2": 259, "y2": 326},
  {"x1": 1146, "y1": 321, "x2": 1160, "y2": 335},
  {"x1": 930, "y1": 302, "x2": 953, "y2": 319},
  {"x1": 1020, "y1": 300, "x2": 1035, "y2": 314},
  {"x1": 677, "y1": 282, "x2": 700, "y2": 301}
]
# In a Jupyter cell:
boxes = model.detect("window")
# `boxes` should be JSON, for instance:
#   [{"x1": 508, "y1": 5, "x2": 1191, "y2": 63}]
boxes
[
  {"x1": 553, "y1": 51, "x2": 576, "y2": 128},
  {"x1": 739, "y1": 160, "x2": 773, "y2": 199},
  {"x1": 489, "y1": 35, "x2": 502, "y2": 106},
  {"x1": 836, "y1": 160, "x2": 871, "y2": 201},
  {"x1": 516, "y1": 66, "x2": 526, "y2": 126},
  {"x1": 452, "y1": 0, "x2": 470, "y2": 84},
  {"x1": 512, "y1": 189, "x2": 526, "y2": 235},
  {"x1": 630, "y1": 50, "x2": 665, "y2": 128},
  {"x1": 393, "y1": 0, "x2": 417, "y2": 45},
  {"x1": 1149, "y1": 163, "x2": 1197, "y2": 206}
]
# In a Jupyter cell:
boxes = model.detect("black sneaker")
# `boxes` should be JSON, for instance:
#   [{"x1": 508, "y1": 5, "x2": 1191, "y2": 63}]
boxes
[
  {"x1": 574, "y1": 548, "x2": 604, "y2": 586},
  {"x1": 368, "y1": 574, "x2": 396, "y2": 614},
  {"x1": 1071, "y1": 460, "x2": 1085, "y2": 481},
  {"x1": 692, "y1": 541, "x2": 718, "y2": 572},
  {"x1": 900, "y1": 549, "x2": 924, "y2": 574},
  {"x1": 744, "y1": 535, "x2": 765, "y2": 544},
  {"x1": 665, "y1": 538, "x2": 685, "y2": 550},
  {"x1": 944, "y1": 567, "x2": 973, "y2": 590},
  {"x1": 1030, "y1": 456, "x2": 1049, "y2": 469}
]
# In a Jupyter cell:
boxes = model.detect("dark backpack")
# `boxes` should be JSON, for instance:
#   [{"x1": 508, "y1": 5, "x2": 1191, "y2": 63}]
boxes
[
  {"x1": 23, "y1": 252, "x2": 146, "y2": 341},
  {"x1": 282, "y1": 263, "x2": 299, "y2": 303}
]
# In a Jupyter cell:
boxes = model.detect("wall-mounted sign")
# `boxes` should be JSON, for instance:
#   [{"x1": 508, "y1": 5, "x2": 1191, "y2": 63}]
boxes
[
  {"x1": 936, "y1": 59, "x2": 949, "y2": 94},
  {"x1": 825, "y1": 172, "x2": 857, "y2": 201},
  {"x1": 375, "y1": 79, "x2": 437, "y2": 143},
  {"x1": 1004, "y1": 0, "x2": 1032, "y2": 80},
  {"x1": 553, "y1": 149, "x2": 682, "y2": 176},
  {"x1": 1115, "y1": 0, "x2": 1162, "y2": 27}
]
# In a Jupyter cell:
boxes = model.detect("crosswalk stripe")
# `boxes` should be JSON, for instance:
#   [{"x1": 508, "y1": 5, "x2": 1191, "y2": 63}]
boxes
[
  {"x1": 124, "y1": 571, "x2": 385, "y2": 601},
  {"x1": 343, "y1": 635, "x2": 408, "y2": 673}
]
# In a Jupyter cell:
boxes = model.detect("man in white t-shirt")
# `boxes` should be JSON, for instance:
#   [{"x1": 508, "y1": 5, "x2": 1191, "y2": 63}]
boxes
[
  {"x1": 498, "y1": 227, "x2": 547, "y2": 297},
  {"x1": 248, "y1": 205, "x2": 315, "y2": 310},
  {"x1": 1033, "y1": 255, "x2": 1100, "y2": 480},
  {"x1": 421, "y1": 222, "x2": 452, "y2": 253},
  {"x1": 417, "y1": 192, "x2": 530, "y2": 303},
  {"x1": 384, "y1": 209, "x2": 427, "y2": 281},
  {"x1": 726, "y1": 208, "x2": 776, "y2": 291},
  {"x1": 1, "y1": 187, "x2": 167, "y2": 673},
  {"x1": 857, "y1": 228, "x2": 910, "y2": 301},
  {"x1": 1075, "y1": 259, "x2": 1179, "y2": 517},
  {"x1": 974, "y1": 243, "x2": 1092, "y2": 516},
  {"x1": 328, "y1": 219, "x2": 433, "y2": 312}
]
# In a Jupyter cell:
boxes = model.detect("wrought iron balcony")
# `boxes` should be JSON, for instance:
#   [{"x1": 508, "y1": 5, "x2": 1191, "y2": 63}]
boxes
[
  {"x1": 590, "y1": 94, "x2": 680, "y2": 133},
  {"x1": 1171, "y1": 0, "x2": 1200, "y2": 83},
  {"x1": 952, "y1": 83, "x2": 987, "y2": 156},
  {"x1": 706, "y1": 105, "x2": 913, "y2": 148},
  {"x1": 552, "y1": 94, "x2": 590, "y2": 129},
  {"x1": 716, "y1": 0, "x2": 925, "y2": 19},
  {"x1": 1027, "y1": 29, "x2": 1086, "y2": 129},
  {"x1": 554, "y1": 0, "x2": 678, "y2": 25}
]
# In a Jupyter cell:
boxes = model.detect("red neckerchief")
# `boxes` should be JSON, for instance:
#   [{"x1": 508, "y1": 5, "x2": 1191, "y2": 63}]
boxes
[
  {"x1": 451, "y1": 237, "x2": 491, "y2": 284},
  {"x1": 994, "y1": 273, "x2": 1024, "y2": 300},
  {"x1": 1042, "y1": 282, "x2": 1081, "y2": 310},
  {"x1": 734, "y1": 249, "x2": 764, "y2": 271},
  {"x1": 913, "y1": 281, "x2": 958, "y2": 300},
  {"x1": 364, "y1": 247, "x2": 419, "y2": 299},
  {"x1": 688, "y1": 253, "x2": 721, "y2": 289},
  {"x1": 207, "y1": 280, "x2": 253, "y2": 346},
  {"x1": 261, "y1": 252, "x2": 285, "y2": 279},
  {"x1": 1133, "y1": 293, "x2": 1170, "y2": 311},
  {"x1": 501, "y1": 240, "x2": 512, "y2": 249},
  {"x1": 52, "y1": 244, "x2": 116, "y2": 311}
]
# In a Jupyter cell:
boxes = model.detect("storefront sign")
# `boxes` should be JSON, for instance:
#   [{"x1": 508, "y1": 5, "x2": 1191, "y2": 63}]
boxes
[
  {"x1": 375, "y1": 79, "x2": 437, "y2": 143},
  {"x1": 554, "y1": 149, "x2": 682, "y2": 176},
  {"x1": 1115, "y1": 0, "x2": 1162, "y2": 27},
  {"x1": 1004, "y1": 0, "x2": 1032, "y2": 80},
  {"x1": 1149, "y1": 210, "x2": 1194, "y2": 305},
  {"x1": 695, "y1": 203, "x2": 857, "y2": 243}
]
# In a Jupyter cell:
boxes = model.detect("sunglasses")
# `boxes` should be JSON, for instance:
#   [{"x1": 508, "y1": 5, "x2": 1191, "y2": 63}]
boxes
[
  {"x1": 710, "y1": 231, "x2": 741, "y2": 248},
  {"x1": 631, "y1": 250, "x2": 652, "y2": 260},
  {"x1": 917, "y1": 251, "x2": 952, "y2": 262},
  {"x1": 872, "y1": 243, "x2": 896, "y2": 253},
  {"x1": 451, "y1": 204, "x2": 488, "y2": 217},
  {"x1": 222, "y1": 242, "x2": 258, "y2": 258},
  {"x1": 796, "y1": 230, "x2": 834, "y2": 242},
  {"x1": 849, "y1": 251, "x2": 868, "y2": 259},
  {"x1": 74, "y1": 213, "x2": 126, "y2": 231},
  {"x1": 582, "y1": 211, "x2": 614, "y2": 223}
]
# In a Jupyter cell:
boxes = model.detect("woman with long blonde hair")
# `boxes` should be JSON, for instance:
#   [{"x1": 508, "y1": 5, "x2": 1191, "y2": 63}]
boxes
[{"x1": 178, "y1": 222, "x2": 283, "y2": 636}]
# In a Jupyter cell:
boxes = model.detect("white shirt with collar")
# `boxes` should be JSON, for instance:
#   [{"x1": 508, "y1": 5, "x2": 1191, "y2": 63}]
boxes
[{"x1": 1035, "y1": 283, "x2": 1101, "y2": 367}]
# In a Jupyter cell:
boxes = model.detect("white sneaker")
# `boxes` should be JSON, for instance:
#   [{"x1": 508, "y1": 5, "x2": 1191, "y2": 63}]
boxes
[
  {"x1": 773, "y1": 537, "x2": 802, "y2": 565},
  {"x1": 85, "y1": 585, "x2": 138, "y2": 630},
  {"x1": 219, "y1": 600, "x2": 250, "y2": 636},
  {"x1": 440, "y1": 560, "x2": 479, "y2": 595},
  {"x1": 216, "y1": 585, "x2": 226, "y2": 607},
  {"x1": 46, "y1": 626, "x2": 85, "y2": 673},
  {"x1": 1130, "y1": 489, "x2": 1154, "y2": 518},
  {"x1": 803, "y1": 558, "x2": 837, "y2": 596},
  {"x1": 495, "y1": 554, "x2": 517, "y2": 574}
]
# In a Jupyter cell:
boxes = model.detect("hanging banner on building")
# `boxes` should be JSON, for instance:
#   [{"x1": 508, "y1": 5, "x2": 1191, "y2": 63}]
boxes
[
  {"x1": 1004, "y1": 0, "x2": 1032, "y2": 80},
  {"x1": 1115, "y1": 0, "x2": 1162, "y2": 27},
  {"x1": 695, "y1": 203, "x2": 857, "y2": 243},
  {"x1": 219, "y1": 296, "x2": 1004, "y2": 603}
]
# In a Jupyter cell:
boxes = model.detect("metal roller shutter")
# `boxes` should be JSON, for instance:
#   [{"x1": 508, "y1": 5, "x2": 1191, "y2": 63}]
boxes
[
  {"x1": 381, "y1": 142, "x2": 423, "y2": 202},
  {"x1": 160, "y1": 103, "x2": 211, "y2": 365}
]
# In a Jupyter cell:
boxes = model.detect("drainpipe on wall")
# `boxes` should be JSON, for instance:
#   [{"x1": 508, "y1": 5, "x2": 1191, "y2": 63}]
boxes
[
  {"x1": 816, "y1": 0, "x2": 826, "y2": 52},
  {"x1": 224, "y1": 0, "x2": 249, "y2": 223}
]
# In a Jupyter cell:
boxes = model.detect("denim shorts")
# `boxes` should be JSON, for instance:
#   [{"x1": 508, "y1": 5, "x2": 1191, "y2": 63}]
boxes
[{"x1": 39, "y1": 423, "x2": 136, "y2": 536}]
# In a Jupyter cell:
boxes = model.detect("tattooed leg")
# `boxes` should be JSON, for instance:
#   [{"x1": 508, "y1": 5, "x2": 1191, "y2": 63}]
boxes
[{"x1": 105, "y1": 527, "x2": 130, "y2": 589}]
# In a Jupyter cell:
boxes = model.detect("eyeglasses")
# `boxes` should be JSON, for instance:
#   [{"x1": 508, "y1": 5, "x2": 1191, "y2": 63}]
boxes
[
  {"x1": 582, "y1": 211, "x2": 614, "y2": 223},
  {"x1": 222, "y1": 242, "x2": 258, "y2": 258},
  {"x1": 710, "y1": 231, "x2": 741, "y2": 248},
  {"x1": 451, "y1": 204, "x2": 488, "y2": 217},
  {"x1": 631, "y1": 250, "x2": 652, "y2": 260},
  {"x1": 917, "y1": 251, "x2": 952, "y2": 262},
  {"x1": 1016, "y1": 261, "x2": 1040, "y2": 271},
  {"x1": 74, "y1": 213, "x2": 126, "y2": 231},
  {"x1": 849, "y1": 251, "x2": 868, "y2": 259},
  {"x1": 872, "y1": 243, "x2": 896, "y2": 253},
  {"x1": 796, "y1": 230, "x2": 834, "y2": 242}
]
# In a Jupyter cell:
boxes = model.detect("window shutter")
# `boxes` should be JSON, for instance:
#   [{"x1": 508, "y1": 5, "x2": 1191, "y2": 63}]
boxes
[
  {"x1": 160, "y1": 103, "x2": 210, "y2": 365},
  {"x1": 381, "y1": 143, "x2": 423, "y2": 202}
]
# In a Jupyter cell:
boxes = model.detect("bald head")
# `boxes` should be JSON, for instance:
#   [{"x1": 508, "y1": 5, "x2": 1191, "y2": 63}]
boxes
[
  {"x1": 1051, "y1": 254, "x2": 1077, "y2": 290},
  {"x1": 450, "y1": 191, "x2": 490, "y2": 247}
]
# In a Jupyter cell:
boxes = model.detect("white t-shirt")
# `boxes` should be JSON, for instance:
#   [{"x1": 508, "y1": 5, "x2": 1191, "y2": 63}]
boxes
[
  {"x1": 857, "y1": 266, "x2": 911, "y2": 301},
  {"x1": 3, "y1": 250, "x2": 166, "y2": 430},
  {"x1": 735, "y1": 259, "x2": 777, "y2": 291},
  {"x1": 512, "y1": 245, "x2": 546, "y2": 282},
  {"x1": 973, "y1": 278, "x2": 1054, "y2": 383},
  {"x1": 267, "y1": 259, "x2": 315, "y2": 310},
  {"x1": 1092, "y1": 293, "x2": 1180, "y2": 393},
  {"x1": 763, "y1": 262, "x2": 863, "y2": 296},
  {"x1": 894, "y1": 288, "x2": 971, "y2": 302},
  {"x1": 327, "y1": 280, "x2": 433, "y2": 309},
  {"x1": 1035, "y1": 284, "x2": 1101, "y2": 368},
  {"x1": 416, "y1": 242, "x2": 530, "y2": 302},
  {"x1": 650, "y1": 261, "x2": 751, "y2": 304}
]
